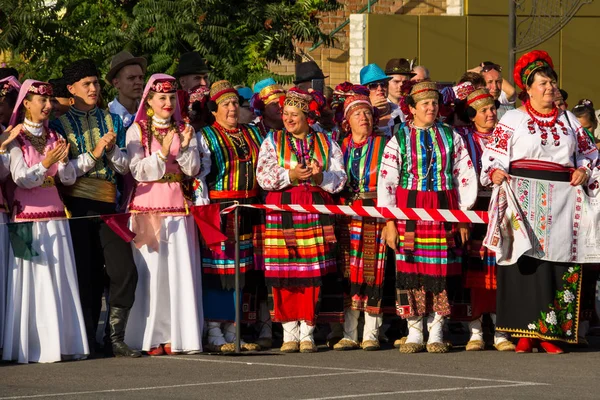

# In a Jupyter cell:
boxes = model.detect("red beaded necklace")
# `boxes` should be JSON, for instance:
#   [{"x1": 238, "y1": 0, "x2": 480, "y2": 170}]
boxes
[
  {"x1": 525, "y1": 100, "x2": 558, "y2": 126},
  {"x1": 524, "y1": 100, "x2": 567, "y2": 146}
]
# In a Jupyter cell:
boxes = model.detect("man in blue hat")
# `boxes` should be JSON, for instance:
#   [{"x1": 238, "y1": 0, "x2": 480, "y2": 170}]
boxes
[
  {"x1": 251, "y1": 78, "x2": 286, "y2": 136},
  {"x1": 360, "y1": 63, "x2": 400, "y2": 137}
]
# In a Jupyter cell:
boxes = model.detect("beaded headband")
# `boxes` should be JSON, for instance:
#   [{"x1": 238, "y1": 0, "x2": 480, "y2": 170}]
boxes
[
  {"x1": 28, "y1": 82, "x2": 53, "y2": 96},
  {"x1": 466, "y1": 88, "x2": 494, "y2": 111},
  {"x1": 343, "y1": 94, "x2": 372, "y2": 118},
  {"x1": 210, "y1": 80, "x2": 238, "y2": 105},
  {"x1": 259, "y1": 84, "x2": 286, "y2": 105},
  {"x1": 151, "y1": 79, "x2": 177, "y2": 93},
  {"x1": 283, "y1": 90, "x2": 312, "y2": 113},
  {"x1": 410, "y1": 81, "x2": 439, "y2": 103}
]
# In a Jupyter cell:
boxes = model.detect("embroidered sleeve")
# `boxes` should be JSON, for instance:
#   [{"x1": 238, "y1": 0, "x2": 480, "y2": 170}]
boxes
[
  {"x1": 175, "y1": 124, "x2": 201, "y2": 177},
  {"x1": 319, "y1": 139, "x2": 347, "y2": 194},
  {"x1": 480, "y1": 122, "x2": 514, "y2": 186},
  {"x1": 568, "y1": 111, "x2": 599, "y2": 171},
  {"x1": 256, "y1": 134, "x2": 291, "y2": 191},
  {"x1": 126, "y1": 123, "x2": 166, "y2": 182},
  {"x1": 377, "y1": 135, "x2": 402, "y2": 207},
  {"x1": 452, "y1": 130, "x2": 478, "y2": 210},
  {"x1": 191, "y1": 132, "x2": 212, "y2": 206},
  {"x1": 7, "y1": 143, "x2": 48, "y2": 189}
]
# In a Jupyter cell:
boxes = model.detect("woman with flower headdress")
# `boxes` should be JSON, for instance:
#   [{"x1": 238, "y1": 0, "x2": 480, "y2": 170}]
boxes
[
  {"x1": 2, "y1": 80, "x2": 88, "y2": 363},
  {"x1": 332, "y1": 92, "x2": 391, "y2": 351},
  {"x1": 449, "y1": 86, "x2": 516, "y2": 352},
  {"x1": 200, "y1": 80, "x2": 263, "y2": 353},
  {"x1": 0, "y1": 76, "x2": 20, "y2": 353},
  {"x1": 256, "y1": 88, "x2": 347, "y2": 353},
  {"x1": 124, "y1": 74, "x2": 209, "y2": 356},
  {"x1": 482, "y1": 50, "x2": 599, "y2": 354},
  {"x1": 377, "y1": 81, "x2": 478, "y2": 354}
]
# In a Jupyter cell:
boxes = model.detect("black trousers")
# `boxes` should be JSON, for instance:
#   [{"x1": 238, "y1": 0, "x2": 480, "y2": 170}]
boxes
[{"x1": 63, "y1": 196, "x2": 138, "y2": 342}]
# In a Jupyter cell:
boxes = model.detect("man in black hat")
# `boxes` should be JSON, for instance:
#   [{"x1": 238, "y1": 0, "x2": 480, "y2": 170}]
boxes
[
  {"x1": 50, "y1": 58, "x2": 141, "y2": 358},
  {"x1": 294, "y1": 60, "x2": 327, "y2": 92},
  {"x1": 0, "y1": 67, "x2": 18, "y2": 81},
  {"x1": 106, "y1": 51, "x2": 147, "y2": 129},
  {"x1": 48, "y1": 77, "x2": 72, "y2": 119},
  {"x1": 174, "y1": 51, "x2": 209, "y2": 91}
]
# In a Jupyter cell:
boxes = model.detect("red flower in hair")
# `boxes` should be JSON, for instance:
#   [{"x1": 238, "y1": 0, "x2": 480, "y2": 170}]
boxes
[{"x1": 513, "y1": 50, "x2": 554, "y2": 90}]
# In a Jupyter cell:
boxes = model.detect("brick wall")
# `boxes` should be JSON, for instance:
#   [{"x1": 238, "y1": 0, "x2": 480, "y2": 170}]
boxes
[{"x1": 268, "y1": 0, "x2": 448, "y2": 87}]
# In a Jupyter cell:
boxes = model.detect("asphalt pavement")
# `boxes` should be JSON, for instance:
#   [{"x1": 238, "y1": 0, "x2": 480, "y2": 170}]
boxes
[{"x1": 1, "y1": 336, "x2": 599, "y2": 400}]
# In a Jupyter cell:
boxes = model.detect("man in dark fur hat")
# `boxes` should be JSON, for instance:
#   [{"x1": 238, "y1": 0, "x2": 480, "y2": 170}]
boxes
[{"x1": 50, "y1": 59, "x2": 141, "y2": 359}]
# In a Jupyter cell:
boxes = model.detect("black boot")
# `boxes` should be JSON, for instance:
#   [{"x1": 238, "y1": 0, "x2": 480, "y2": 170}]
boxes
[{"x1": 109, "y1": 306, "x2": 141, "y2": 358}]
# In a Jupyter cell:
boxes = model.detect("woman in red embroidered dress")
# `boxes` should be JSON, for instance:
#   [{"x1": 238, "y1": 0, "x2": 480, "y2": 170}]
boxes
[{"x1": 481, "y1": 50, "x2": 598, "y2": 354}]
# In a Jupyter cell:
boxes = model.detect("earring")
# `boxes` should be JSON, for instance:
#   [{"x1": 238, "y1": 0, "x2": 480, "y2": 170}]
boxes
[
  {"x1": 25, "y1": 109, "x2": 32, "y2": 120},
  {"x1": 146, "y1": 107, "x2": 155, "y2": 118}
]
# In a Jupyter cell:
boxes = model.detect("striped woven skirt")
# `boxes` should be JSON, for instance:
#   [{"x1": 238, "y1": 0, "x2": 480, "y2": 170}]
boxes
[
  {"x1": 337, "y1": 198, "x2": 387, "y2": 315},
  {"x1": 264, "y1": 186, "x2": 341, "y2": 325},
  {"x1": 201, "y1": 197, "x2": 262, "y2": 322},
  {"x1": 394, "y1": 188, "x2": 461, "y2": 318}
]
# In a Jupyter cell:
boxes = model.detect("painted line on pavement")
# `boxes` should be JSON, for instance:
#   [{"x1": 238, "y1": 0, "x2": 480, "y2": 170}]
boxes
[
  {"x1": 0, "y1": 371, "x2": 362, "y2": 399},
  {"x1": 164, "y1": 355, "x2": 549, "y2": 386}
]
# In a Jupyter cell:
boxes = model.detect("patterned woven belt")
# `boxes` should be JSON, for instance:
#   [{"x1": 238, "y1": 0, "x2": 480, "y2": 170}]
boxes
[
  {"x1": 156, "y1": 173, "x2": 185, "y2": 183},
  {"x1": 41, "y1": 176, "x2": 56, "y2": 188}
]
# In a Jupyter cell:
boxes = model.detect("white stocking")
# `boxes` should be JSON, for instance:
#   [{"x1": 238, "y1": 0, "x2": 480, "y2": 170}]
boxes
[
  {"x1": 468, "y1": 316, "x2": 483, "y2": 342},
  {"x1": 206, "y1": 322, "x2": 226, "y2": 346},
  {"x1": 282, "y1": 321, "x2": 300, "y2": 343},
  {"x1": 405, "y1": 316, "x2": 424, "y2": 345},
  {"x1": 363, "y1": 313, "x2": 382, "y2": 342},
  {"x1": 342, "y1": 309, "x2": 360, "y2": 343},
  {"x1": 300, "y1": 321, "x2": 316, "y2": 343},
  {"x1": 427, "y1": 313, "x2": 445, "y2": 344}
]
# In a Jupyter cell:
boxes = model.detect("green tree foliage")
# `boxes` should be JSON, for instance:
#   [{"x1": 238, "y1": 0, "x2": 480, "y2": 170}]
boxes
[{"x1": 0, "y1": 0, "x2": 341, "y2": 86}]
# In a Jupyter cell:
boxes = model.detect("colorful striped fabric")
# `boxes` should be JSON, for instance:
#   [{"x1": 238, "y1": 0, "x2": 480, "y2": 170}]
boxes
[
  {"x1": 270, "y1": 130, "x2": 330, "y2": 178},
  {"x1": 340, "y1": 135, "x2": 386, "y2": 193},
  {"x1": 50, "y1": 107, "x2": 125, "y2": 185},
  {"x1": 264, "y1": 212, "x2": 337, "y2": 284},
  {"x1": 338, "y1": 134, "x2": 389, "y2": 314},
  {"x1": 395, "y1": 122, "x2": 455, "y2": 191},
  {"x1": 201, "y1": 123, "x2": 263, "y2": 192},
  {"x1": 262, "y1": 130, "x2": 338, "y2": 288},
  {"x1": 200, "y1": 122, "x2": 263, "y2": 290}
]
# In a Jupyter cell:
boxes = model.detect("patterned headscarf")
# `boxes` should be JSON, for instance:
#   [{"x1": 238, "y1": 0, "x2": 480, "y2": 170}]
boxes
[{"x1": 134, "y1": 74, "x2": 182, "y2": 125}]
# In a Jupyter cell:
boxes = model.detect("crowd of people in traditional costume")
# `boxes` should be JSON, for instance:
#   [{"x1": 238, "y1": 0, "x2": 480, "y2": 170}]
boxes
[{"x1": 1, "y1": 46, "x2": 600, "y2": 364}]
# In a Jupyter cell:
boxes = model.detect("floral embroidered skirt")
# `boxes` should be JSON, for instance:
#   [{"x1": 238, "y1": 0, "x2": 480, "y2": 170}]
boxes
[{"x1": 496, "y1": 256, "x2": 582, "y2": 343}]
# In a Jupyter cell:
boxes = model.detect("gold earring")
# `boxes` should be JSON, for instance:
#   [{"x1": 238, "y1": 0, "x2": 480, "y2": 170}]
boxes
[
  {"x1": 146, "y1": 107, "x2": 154, "y2": 117},
  {"x1": 25, "y1": 109, "x2": 32, "y2": 120}
]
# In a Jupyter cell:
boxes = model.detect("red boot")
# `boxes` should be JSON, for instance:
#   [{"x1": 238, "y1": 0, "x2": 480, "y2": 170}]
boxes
[
  {"x1": 538, "y1": 340, "x2": 564, "y2": 354},
  {"x1": 515, "y1": 338, "x2": 536, "y2": 353}
]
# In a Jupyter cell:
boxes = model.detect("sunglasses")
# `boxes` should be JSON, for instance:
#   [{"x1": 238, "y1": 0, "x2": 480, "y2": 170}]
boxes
[
  {"x1": 481, "y1": 64, "x2": 502, "y2": 73},
  {"x1": 368, "y1": 82, "x2": 389, "y2": 90}
]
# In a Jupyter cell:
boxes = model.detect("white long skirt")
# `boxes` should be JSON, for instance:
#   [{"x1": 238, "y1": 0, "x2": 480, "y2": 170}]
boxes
[
  {"x1": 0, "y1": 213, "x2": 9, "y2": 350},
  {"x1": 126, "y1": 215, "x2": 203, "y2": 352},
  {"x1": 2, "y1": 220, "x2": 89, "y2": 363}
]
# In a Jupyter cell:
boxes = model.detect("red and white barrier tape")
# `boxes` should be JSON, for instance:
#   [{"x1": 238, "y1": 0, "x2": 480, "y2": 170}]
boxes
[{"x1": 220, "y1": 204, "x2": 489, "y2": 224}]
